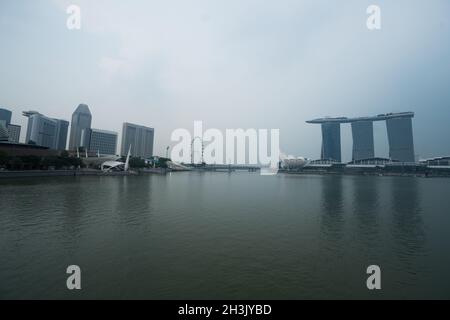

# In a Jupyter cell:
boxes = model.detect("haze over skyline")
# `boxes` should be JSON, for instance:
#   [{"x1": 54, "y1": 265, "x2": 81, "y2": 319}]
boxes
[{"x1": 1, "y1": 0, "x2": 449, "y2": 161}]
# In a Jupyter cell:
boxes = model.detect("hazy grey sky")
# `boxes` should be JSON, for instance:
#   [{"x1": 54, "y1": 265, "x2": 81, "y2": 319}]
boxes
[{"x1": 1, "y1": 0, "x2": 449, "y2": 160}]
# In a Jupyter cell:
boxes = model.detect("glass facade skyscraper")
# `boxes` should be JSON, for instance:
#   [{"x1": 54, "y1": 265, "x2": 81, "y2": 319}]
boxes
[
  {"x1": 69, "y1": 104, "x2": 92, "y2": 151},
  {"x1": 0, "y1": 108, "x2": 12, "y2": 125}
]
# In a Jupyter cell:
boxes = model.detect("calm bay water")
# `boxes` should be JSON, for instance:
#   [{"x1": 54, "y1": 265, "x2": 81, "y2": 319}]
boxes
[{"x1": 1, "y1": 172, "x2": 450, "y2": 299}]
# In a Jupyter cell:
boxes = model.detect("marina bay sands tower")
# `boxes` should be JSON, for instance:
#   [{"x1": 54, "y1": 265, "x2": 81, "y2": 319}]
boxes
[{"x1": 306, "y1": 112, "x2": 415, "y2": 163}]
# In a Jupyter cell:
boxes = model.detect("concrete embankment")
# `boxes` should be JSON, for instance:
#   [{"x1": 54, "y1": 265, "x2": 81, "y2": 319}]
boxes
[
  {"x1": 0, "y1": 170, "x2": 138, "y2": 179},
  {"x1": 279, "y1": 166, "x2": 450, "y2": 178},
  {"x1": 139, "y1": 168, "x2": 170, "y2": 174}
]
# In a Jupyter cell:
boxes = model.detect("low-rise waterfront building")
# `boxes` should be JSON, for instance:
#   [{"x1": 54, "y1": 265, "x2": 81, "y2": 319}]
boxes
[
  {"x1": 0, "y1": 141, "x2": 58, "y2": 157},
  {"x1": 420, "y1": 156, "x2": 450, "y2": 168}
]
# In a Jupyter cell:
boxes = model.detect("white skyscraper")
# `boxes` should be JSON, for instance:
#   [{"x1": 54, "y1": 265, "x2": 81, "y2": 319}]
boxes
[{"x1": 23, "y1": 111, "x2": 69, "y2": 150}]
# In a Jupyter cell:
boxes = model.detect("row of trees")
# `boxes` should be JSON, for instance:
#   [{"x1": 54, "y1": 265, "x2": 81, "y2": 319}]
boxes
[
  {"x1": 0, "y1": 151, "x2": 172, "y2": 171},
  {"x1": 0, "y1": 151, "x2": 84, "y2": 171},
  {"x1": 117, "y1": 156, "x2": 170, "y2": 169}
]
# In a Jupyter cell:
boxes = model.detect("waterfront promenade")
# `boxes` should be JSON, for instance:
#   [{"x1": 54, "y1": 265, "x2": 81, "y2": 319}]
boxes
[{"x1": 0, "y1": 169, "x2": 138, "y2": 179}]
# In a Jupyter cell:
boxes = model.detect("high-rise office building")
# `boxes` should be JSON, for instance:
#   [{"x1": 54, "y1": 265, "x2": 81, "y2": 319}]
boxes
[
  {"x1": 0, "y1": 120, "x2": 9, "y2": 141},
  {"x1": 121, "y1": 122, "x2": 154, "y2": 158},
  {"x1": 386, "y1": 117, "x2": 415, "y2": 163},
  {"x1": 23, "y1": 111, "x2": 69, "y2": 150},
  {"x1": 7, "y1": 124, "x2": 21, "y2": 143},
  {"x1": 69, "y1": 104, "x2": 92, "y2": 151},
  {"x1": 1, "y1": 108, "x2": 22, "y2": 143},
  {"x1": 81, "y1": 128, "x2": 118, "y2": 156},
  {"x1": 24, "y1": 111, "x2": 55, "y2": 148},
  {"x1": 0, "y1": 108, "x2": 12, "y2": 125},
  {"x1": 54, "y1": 120, "x2": 69, "y2": 150},
  {"x1": 351, "y1": 121, "x2": 374, "y2": 161},
  {"x1": 320, "y1": 122, "x2": 341, "y2": 162}
]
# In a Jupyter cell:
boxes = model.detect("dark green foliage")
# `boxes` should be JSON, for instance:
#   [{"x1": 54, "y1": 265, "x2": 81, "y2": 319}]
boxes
[
  {"x1": 0, "y1": 151, "x2": 83, "y2": 170},
  {"x1": 0, "y1": 150, "x2": 8, "y2": 166},
  {"x1": 129, "y1": 157, "x2": 146, "y2": 168}
]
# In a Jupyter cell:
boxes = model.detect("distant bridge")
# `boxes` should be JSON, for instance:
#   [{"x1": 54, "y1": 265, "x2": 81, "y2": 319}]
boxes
[{"x1": 186, "y1": 164, "x2": 260, "y2": 172}]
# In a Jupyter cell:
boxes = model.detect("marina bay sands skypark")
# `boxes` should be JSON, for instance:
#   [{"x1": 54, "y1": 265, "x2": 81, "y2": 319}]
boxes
[{"x1": 306, "y1": 112, "x2": 415, "y2": 163}]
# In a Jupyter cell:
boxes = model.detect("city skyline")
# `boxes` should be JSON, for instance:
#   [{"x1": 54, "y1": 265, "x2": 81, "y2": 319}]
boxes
[
  {"x1": 1, "y1": 1, "x2": 450, "y2": 161},
  {"x1": 0, "y1": 103, "x2": 444, "y2": 162},
  {"x1": 1, "y1": 105, "x2": 155, "y2": 157}
]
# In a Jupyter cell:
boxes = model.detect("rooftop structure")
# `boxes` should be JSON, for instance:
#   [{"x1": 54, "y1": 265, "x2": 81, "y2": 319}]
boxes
[{"x1": 306, "y1": 112, "x2": 414, "y2": 124}]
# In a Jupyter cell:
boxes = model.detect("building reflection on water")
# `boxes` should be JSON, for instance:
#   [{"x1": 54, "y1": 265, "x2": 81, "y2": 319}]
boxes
[
  {"x1": 320, "y1": 175, "x2": 345, "y2": 241},
  {"x1": 352, "y1": 176, "x2": 381, "y2": 247},
  {"x1": 389, "y1": 177, "x2": 425, "y2": 271}
]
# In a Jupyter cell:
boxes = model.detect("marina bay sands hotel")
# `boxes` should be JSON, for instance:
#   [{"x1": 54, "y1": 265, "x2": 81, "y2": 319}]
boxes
[{"x1": 306, "y1": 112, "x2": 415, "y2": 163}]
